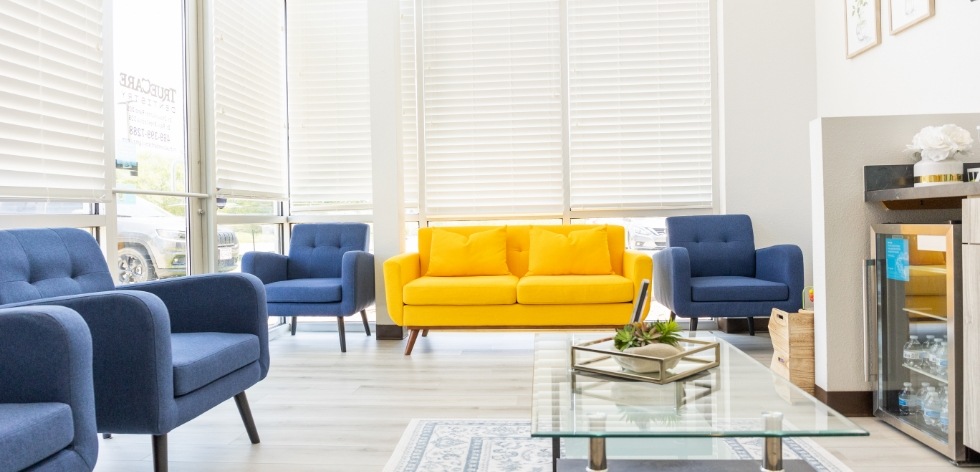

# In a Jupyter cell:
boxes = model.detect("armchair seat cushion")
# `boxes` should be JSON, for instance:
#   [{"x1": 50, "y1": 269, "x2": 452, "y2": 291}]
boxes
[
  {"x1": 517, "y1": 275, "x2": 633, "y2": 304},
  {"x1": 690, "y1": 276, "x2": 789, "y2": 302},
  {"x1": 0, "y1": 403, "x2": 74, "y2": 471},
  {"x1": 264, "y1": 278, "x2": 342, "y2": 303},
  {"x1": 172, "y1": 333, "x2": 260, "y2": 396},
  {"x1": 404, "y1": 275, "x2": 518, "y2": 305}
]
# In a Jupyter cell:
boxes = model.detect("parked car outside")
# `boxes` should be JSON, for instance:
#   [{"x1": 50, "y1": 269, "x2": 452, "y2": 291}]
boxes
[
  {"x1": 626, "y1": 220, "x2": 667, "y2": 251},
  {"x1": 116, "y1": 197, "x2": 240, "y2": 283},
  {"x1": 0, "y1": 198, "x2": 240, "y2": 284}
]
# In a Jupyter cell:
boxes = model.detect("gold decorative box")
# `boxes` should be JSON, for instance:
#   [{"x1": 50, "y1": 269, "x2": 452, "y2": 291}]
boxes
[{"x1": 571, "y1": 336, "x2": 720, "y2": 384}]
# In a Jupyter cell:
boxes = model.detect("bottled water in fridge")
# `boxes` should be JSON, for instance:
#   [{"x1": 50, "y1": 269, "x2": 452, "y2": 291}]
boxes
[
  {"x1": 903, "y1": 335, "x2": 924, "y2": 369},
  {"x1": 922, "y1": 387, "x2": 941, "y2": 427},
  {"x1": 898, "y1": 382, "x2": 915, "y2": 416}
]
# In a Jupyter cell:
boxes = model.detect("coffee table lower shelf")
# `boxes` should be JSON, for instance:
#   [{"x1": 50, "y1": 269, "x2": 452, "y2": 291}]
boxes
[{"x1": 555, "y1": 458, "x2": 816, "y2": 472}]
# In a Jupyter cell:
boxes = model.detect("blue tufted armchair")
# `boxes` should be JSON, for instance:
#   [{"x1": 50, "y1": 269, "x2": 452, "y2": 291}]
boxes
[
  {"x1": 652, "y1": 214, "x2": 803, "y2": 335},
  {"x1": 0, "y1": 228, "x2": 269, "y2": 472},
  {"x1": 242, "y1": 223, "x2": 375, "y2": 352},
  {"x1": 0, "y1": 306, "x2": 97, "y2": 472}
]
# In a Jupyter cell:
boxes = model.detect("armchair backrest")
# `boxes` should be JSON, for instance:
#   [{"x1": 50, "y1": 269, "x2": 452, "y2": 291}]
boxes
[
  {"x1": 287, "y1": 223, "x2": 370, "y2": 279},
  {"x1": 665, "y1": 214, "x2": 756, "y2": 278},
  {"x1": 0, "y1": 228, "x2": 114, "y2": 305}
]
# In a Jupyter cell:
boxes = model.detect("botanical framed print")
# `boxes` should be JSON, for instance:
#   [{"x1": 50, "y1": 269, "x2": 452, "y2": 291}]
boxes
[
  {"x1": 889, "y1": 0, "x2": 934, "y2": 34},
  {"x1": 845, "y1": 0, "x2": 881, "y2": 58}
]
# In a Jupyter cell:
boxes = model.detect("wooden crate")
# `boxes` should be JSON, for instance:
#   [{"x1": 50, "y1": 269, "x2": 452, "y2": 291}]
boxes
[{"x1": 768, "y1": 308, "x2": 814, "y2": 394}]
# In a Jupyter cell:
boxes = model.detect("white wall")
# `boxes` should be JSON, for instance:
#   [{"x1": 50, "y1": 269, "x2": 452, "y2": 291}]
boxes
[
  {"x1": 815, "y1": 1, "x2": 980, "y2": 117},
  {"x1": 718, "y1": 0, "x2": 818, "y2": 282}
]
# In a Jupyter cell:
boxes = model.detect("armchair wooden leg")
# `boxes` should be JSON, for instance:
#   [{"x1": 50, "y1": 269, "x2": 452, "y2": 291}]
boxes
[
  {"x1": 152, "y1": 434, "x2": 168, "y2": 472},
  {"x1": 290, "y1": 316, "x2": 298, "y2": 336},
  {"x1": 337, "y1": 316, "x2": 347, "y2": 352},
  {"x1": 234, "y1": 391, "x2": 261, "y2": 444},
  {"x1": 669, "y1": 312, "x2": 676, "y2": 322},
  {"x1": 421, "y1": 329, "x2": 429, "y2": 337},
  {"x1": 405, "y1": 328, "x2": 420, "y2": 355},
  {"x1": 747, "y1": 317, "x2": 755, "y2": 336},
  {"x1": 360, "y1": 309, "x2": 371, "y2": 336},
  {"x1": 689, "y1": 317, "x2": 699, "y2": 333}
]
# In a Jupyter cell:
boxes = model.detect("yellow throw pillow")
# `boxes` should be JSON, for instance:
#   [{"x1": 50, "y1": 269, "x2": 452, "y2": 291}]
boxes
[
  {"x1": 426, "y1": 227, "x2": 510, "y2": 276},
  {"x1": 526, "y1": 226, "x2": 613, "y2": 275}
]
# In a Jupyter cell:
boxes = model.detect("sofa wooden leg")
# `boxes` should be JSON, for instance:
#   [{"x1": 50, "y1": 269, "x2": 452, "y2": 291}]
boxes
[
  {"x1": 234, "y1": 391, "x2": 261, "y2": 444},
  {"x1": 747, "y1": 317, "x2": 755, "y2": 336},
  {"x1": 421, "y1": 329, "x2": 429, "y2": 337},
  {"x1": 689, "y1": 317, "x2": 699, "y2": 333},
  {"x1": 405, "y1": 329, "x2": 420, "y2": 355},
  {"x1": 669, "y1": 312, "x2": 676, "y2": 322},
  {"x1": 290, "y1": 316, "x2": 298, "y2": 336},
  {"x1": 361, "y1": 309, "x2": 371, "y2": 336},
  {"x1": 152, "y1": 434, "x2": 167, "y2": 472},
  {"x1": 337, "y1": 317, "x2": 347, "y2": 353}
]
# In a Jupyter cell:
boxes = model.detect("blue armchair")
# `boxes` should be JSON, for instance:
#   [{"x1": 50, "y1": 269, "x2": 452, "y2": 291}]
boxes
[
  {"x1": 0, "y1": 306, "x2": 97, "y2": 472},
  {"x1": 652, "y1": 214, "x2": 803, "y2": 335},
  {"x1": 242, "y1": 223, "x2": 375, "y2": 352},
  {"x1": 0, "y1": 228, "x2": 269, "y2": 472}
]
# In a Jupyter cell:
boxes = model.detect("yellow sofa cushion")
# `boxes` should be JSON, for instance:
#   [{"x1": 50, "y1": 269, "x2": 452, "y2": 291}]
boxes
[
  {"x1": 426, "y1": 227, "x2": 510, "y2": 276},
  {"x1": 526, "y1": 226, "x2": 613, "y2": 276},
  {"x1": 416, "y1": 225, "x2": 627, "y2": 277},
  {"x1": 403, "y1": 275, "x2": 519, "y2": 305},
  {"x1": 517, "y1": 274, "x2": 633, "y2": 304}
]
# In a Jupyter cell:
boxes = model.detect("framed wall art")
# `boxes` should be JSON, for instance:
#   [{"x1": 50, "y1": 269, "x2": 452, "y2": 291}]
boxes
[
  {"x1": 889, "y1": 0, "x2": 935, "y2": 34},
  {"x1": 845, "y1": 0, "x2": 881, "y2": 58}
]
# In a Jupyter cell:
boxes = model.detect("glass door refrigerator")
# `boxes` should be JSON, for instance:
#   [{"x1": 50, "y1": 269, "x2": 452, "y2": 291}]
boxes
[{"x1": 867, "y1": 223, "x2": 978, "y2": 463}]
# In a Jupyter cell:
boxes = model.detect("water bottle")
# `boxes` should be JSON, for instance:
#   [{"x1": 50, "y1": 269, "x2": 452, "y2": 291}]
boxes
[
  {"x1": 915, "y1": 382, "x2": 931, "y2": 418},
  {"x1": 903, "y1": 335, "x2": 923, "y2": 368},
  {"x1": 898, "y1": 382, "x2": 915, "y2": 416},
  {"x1": 922, "y1": 335, "x2": 937, "y2": 372},
  {"x1": 923, "y1": 387, "x2": 941, "y2": 428},
  {"x1": 939, "y1": 396, "x2": 949, "y2": 434},
  {"x1": 934, "y1": 341, "x2": 949, "y2": 378}
]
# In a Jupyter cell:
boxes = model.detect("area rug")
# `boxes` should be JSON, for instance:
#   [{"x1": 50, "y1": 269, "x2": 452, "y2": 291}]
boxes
[{"x1": 384, "y1": 419, "x2": 853, "y2": 472}]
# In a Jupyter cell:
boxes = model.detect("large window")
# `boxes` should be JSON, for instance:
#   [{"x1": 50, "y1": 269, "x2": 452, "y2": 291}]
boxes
[
  {"x1": 287, "y1": 0, "x2": 373, "y2": 215},
  {"x1": 0, "y1": 0, "x2": 106, "y2": 202},
  {"x1": 401, "y1": 0, "x2": 714, "y2": 222}
]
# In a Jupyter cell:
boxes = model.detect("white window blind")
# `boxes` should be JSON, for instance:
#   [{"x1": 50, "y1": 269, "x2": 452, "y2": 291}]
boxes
[
  {"x1": 567, "y1": 0, "x2": 712, "y2": 210},
  {"x1": 400, "y1": 0, "x2": 418, "y2": 212},
  {"x1": 0, "y1": 0, "x2": 106, "y2": 201},
  {"x1": 421, "y1": 0, "x2": 563, "y2": 217},
  {"x1": 210, "y1": 0, "x2": 288, "y2": 199},
  {"x1": 287, "y1": 0, "x2": 372, "y2": 212}
]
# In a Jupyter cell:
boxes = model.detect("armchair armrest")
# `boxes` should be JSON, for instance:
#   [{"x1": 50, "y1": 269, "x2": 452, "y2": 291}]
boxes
[
  {"x1": 242, "y1": 251, "x2": 288, "y2": 284},
  {"x1": 382, "y1": 252, "x2": 421, "y2": 326},
  {"x1": 756, "y1": 244, "x2": 804, "y2": 306},
  {"x1": 652, "y1": 247, "x2": 693, "y2": 316},
  {"x1": 0, "y1": 306, "x2": 98, "y2": 469},
  {"x1": 340, "y1": 251, "x2": 375, "y2": 315},
  {"x1": 5, "y1": 291, "x2": 177, "y2": 434},
  {"x1": 623, "y1": 250, "x2": 653, "y2": 318},
  {"x1": 118, "y1": 273, "x2": 269, "y2": 378}
]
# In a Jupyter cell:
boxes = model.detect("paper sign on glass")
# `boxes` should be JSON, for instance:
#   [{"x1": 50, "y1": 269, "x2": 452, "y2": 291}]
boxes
[{"x1": 885, "y1": 237, "x2": 910, "y2": 282}]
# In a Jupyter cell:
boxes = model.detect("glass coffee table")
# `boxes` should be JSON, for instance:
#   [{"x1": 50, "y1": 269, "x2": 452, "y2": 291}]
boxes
[{"x1": 531, "y1": 333, "x2": 868, "y2": 471}]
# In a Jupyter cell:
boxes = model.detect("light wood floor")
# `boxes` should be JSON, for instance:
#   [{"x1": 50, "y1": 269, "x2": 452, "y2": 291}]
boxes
[{"x1": 92, "y1": 328, "x2": 962, "y2": 471}]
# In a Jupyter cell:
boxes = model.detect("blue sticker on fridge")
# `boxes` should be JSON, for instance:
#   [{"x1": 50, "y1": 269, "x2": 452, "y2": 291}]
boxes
[{"x1": 885, "y1": 237, "x2": 910, "y2": 282}]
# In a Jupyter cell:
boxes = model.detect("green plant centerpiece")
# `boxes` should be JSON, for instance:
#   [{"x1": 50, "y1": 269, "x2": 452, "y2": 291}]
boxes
[{"x1": 612, "y1": 320, "x2": 684, "y2": 374}]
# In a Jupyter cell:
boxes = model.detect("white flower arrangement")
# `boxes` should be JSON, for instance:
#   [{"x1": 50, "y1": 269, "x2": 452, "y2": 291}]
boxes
[{"x1": 907, "y1": 124, "x2": 974, "y2": 162}]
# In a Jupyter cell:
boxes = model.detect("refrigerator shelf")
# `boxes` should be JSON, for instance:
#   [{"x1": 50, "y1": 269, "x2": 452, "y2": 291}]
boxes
[
  {"x1": 902, "y1": 363, "x2": 949, "y2": 384},
  {"x1": 902, "y1": 307, "x2": 948, "y2": 322}
]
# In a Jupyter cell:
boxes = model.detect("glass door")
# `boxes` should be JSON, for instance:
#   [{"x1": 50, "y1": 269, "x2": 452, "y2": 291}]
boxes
[{"x1": 872, "y1": 223, "x2": 960, "y2": 456}]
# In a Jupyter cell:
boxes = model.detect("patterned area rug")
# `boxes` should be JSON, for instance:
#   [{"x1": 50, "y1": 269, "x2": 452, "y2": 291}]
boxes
[{"x1": 384, "y1": 419, "x2": 853, "y2": 472}]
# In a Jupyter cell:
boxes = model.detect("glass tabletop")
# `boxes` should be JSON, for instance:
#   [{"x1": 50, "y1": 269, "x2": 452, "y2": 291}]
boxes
[{"x1": 531, "y1": 332, "x2": 869, "y2": 439}]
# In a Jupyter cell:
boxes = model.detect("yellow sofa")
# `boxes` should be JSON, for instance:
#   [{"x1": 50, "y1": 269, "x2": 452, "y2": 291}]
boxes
[{"x1": 383, "y1": 224, "x2": 652, "y2": 354}]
